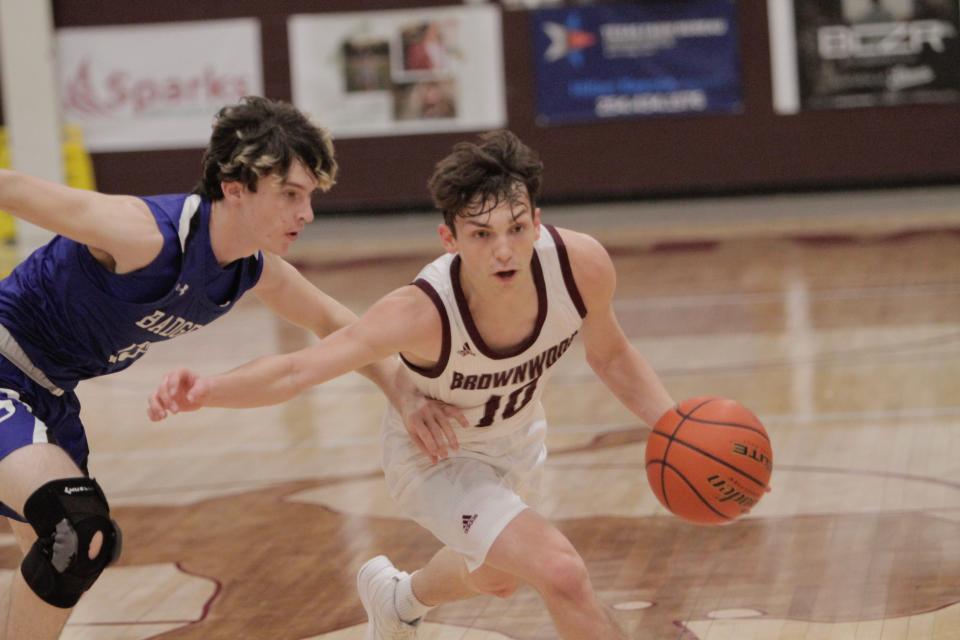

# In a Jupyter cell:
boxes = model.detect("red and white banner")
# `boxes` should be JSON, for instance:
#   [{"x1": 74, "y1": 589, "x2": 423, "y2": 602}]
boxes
[{"x1": 57, "y1": 19, "x2": 262, "y2": 152}]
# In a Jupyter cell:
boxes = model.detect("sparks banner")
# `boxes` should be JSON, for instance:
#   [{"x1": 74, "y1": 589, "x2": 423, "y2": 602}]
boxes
[
  {"x1": 531, "y1": 1, "x2": 742, "y2": 125},
  {"x1": 288, "y1": 5, "x2": 506, "y2": 138},
  {"x1": 57, "y1": 19, "x2": 263, "y2": 152},
  {"x1": 769, "y1": 0, "x2": 960, "y2": 113}
]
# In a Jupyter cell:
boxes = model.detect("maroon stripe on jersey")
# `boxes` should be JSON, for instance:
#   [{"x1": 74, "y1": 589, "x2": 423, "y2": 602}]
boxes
[
  {"x1": 545, "y1": 225, "x2": 587, "y2": 318},
  {"x1": 450, "y1": 253, "x2": 548, "y2": 360},
  {"x1": 400, "y1": 279, "x2": 450, "y2": 378}
]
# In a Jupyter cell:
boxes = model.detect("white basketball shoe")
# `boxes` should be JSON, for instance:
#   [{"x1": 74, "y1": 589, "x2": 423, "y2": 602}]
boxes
[{"x1": 358, "y1": 555, "x2": 420, "y2": 639}]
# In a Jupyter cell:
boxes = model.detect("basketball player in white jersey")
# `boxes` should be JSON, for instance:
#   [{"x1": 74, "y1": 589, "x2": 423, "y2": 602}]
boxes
[{"x1": 149, "y1": 130, "x2": 675, "y2": 639}]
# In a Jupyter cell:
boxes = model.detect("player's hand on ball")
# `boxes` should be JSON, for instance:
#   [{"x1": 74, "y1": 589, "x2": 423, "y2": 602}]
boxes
[{"x1": 147, "y1": 368, "x2": 212, "y2": 421}]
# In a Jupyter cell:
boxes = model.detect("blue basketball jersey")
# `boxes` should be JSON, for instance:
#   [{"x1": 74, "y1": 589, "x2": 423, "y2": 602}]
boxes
[{"x1": 0, "y1": 193, "x2": 263, "y2": 393}]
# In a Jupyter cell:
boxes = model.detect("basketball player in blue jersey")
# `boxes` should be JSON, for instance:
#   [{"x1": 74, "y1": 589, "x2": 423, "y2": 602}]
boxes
[
  {"x1": 149, "y1": 130, "x2": 675, "y2": 639},
  {"x1": 0, "y1": 96, "x2": 464, "y2": 640}
]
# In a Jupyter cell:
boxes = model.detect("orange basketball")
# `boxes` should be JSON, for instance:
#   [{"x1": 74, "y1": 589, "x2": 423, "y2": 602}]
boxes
[{"x1": 645, "y1": 396, "x2": 773, "y2": 525}]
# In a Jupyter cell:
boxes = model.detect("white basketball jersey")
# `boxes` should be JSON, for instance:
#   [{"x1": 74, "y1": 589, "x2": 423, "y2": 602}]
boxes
[{"x1": 401, "y1": 225, "x2": 586, "y2": 443}]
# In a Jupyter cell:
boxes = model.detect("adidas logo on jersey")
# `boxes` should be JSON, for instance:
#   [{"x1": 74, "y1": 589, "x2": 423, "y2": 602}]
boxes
[
  {"x1": 174, "y1": 283, "x2": 190, "y2": 296},
  {"x1": 458, "y1": 342, "x2": 476, "y2": 357},
  {"x1": 462, "y1": 513, "x2": 478, "y2": 533}
]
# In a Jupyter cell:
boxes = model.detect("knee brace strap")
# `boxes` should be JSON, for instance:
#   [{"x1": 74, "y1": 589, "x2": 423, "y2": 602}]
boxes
[{"x1": 20, "y1": 478, "x2": 122, "y2": 608}]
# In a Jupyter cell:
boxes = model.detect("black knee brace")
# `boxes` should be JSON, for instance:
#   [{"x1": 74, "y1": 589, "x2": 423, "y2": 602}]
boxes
[{"x1": 20, "y1": 478, "x2": 122, "y2": 608}]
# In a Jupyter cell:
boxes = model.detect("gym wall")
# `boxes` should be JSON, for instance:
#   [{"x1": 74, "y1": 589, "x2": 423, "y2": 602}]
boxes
[{"x1": 44, "y1": 0, "x2": 960, "y2": 211}]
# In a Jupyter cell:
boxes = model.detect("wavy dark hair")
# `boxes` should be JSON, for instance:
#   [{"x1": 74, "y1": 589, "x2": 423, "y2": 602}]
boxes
[
  {"x1": 428, "y1": 130, "x2": 543, "y2": 233},
  {"x1": 194, "y1": 96, "x2": 337, "y2": 200}
]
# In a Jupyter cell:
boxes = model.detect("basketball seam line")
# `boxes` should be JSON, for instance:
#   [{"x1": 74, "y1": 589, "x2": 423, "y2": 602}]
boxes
[
  {"x1": 674, "y1": 413, "x2": 770, "y2": 443},
  {"x1": 648, "y1": 459, "x2": 732, "y2": 521},
  {"x1": 662, "y1": 398, "x2": 715, "y2": 510},
  {"x1": 659, "y1": 433, "x2": 769, "y2": 489}
]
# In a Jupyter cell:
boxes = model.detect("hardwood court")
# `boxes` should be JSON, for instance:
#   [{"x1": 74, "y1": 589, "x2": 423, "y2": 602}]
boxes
[{"x1": 1, "y1": 189, "x2": 958, "y2": 639}]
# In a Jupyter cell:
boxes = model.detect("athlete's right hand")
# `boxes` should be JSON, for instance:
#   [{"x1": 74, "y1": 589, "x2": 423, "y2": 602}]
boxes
[
  {"x1": 401, "y1": 394, "x2": 469, "y2": 464},
  {"x1": 147, "y1": 368, "x2": 212, "y2": 421}
]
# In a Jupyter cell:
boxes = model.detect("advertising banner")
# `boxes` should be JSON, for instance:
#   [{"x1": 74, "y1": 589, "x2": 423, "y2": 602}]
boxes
[
  {"x1": 769, "y1": 0, "x2": 960, "y2": 113},
  {"x1": 289, "y1": 5, "x2": 506, "y2": 138},
  {"x1": 57, "y1": 19, "x2": 263, "y2": 152},
  {"x1": 531, "y1": 2, "x2": 743, "y2": 125}
]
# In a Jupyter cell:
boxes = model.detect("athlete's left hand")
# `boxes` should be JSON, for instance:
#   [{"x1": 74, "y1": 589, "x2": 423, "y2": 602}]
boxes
[
  {"x1": 147, "y1": 367, "x2": 212, "y2": 421},
  {"x1": 401, "y1": 394, "x2": 469, "y2": 464}
]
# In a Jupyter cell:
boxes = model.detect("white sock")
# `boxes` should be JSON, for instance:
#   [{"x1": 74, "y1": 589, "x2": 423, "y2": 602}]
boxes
[{"x1": 395, "y1": 571, "x2": 432, "y2": 623}]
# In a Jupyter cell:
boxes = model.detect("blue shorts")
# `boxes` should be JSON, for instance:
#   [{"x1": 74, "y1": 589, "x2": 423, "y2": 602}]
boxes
[{"x1": 0, "y1": 358, "x2": 88, "y2": 521}]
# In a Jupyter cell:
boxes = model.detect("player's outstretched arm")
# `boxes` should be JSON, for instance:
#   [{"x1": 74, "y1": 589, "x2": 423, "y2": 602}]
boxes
[
  {"x1": 562, "y1": 228, "x2": 675, "y2": 427},
  {"x1": 250, "y1": 256, "x2": 468, "y2": 459},
  {"x1": 0, "y1": 169, "x2": 162, "y2": 271},
  {"x1": 252, "y1": 253, "x2": 365, "y2": 339},
  {"x1": 252, "y1": 253, "x2": 404, "y2": 403},
  {"x1": 147, "y1": 285, "x2": 437, "y2": 417}
]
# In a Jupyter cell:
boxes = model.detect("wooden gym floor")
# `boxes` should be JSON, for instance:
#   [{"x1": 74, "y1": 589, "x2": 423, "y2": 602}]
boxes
[{"x1": 1, "y1": 187, "x2": 958, "y2": 639}]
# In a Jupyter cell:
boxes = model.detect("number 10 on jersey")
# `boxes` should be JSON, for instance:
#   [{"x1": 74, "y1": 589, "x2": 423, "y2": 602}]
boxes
[{"x1": 476, "y1": 377, "x2": 540, "y2": 428}]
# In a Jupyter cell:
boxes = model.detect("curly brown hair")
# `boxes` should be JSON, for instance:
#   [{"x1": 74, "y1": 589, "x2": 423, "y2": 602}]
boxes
[
  {"x1": 194, "y1": 96, "x2": 337, "y2": 200},
  {"x1": 428, "y1": 130, "x2": 543, "y2": 233}
]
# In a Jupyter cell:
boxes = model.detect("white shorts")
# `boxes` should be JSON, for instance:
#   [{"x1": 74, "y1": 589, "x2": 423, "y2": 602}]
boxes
[{"x1": 381, "y1": 408, "x2": 547, "y2": 572}]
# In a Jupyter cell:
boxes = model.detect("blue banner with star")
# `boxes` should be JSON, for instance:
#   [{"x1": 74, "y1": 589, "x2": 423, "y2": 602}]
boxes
[{"x1": 531, "y1": 1, "x2": 742, "y2": 125}]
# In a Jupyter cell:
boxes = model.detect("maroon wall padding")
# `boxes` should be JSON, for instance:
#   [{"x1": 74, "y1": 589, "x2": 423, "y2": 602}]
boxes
[{"x1": 52, "y1": 1, "x2": 960, "y2": 210}]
